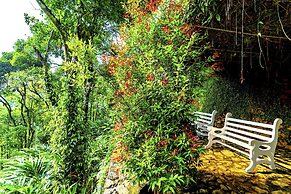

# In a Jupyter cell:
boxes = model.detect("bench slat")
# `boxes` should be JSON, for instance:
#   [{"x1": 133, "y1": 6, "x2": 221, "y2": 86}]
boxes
[
  {"x1": 216, "y1": 133, "x2": 251, "y2": 149},
  {"x1": 197, "y1": 118, "x2": 210, "y2": 124},
  {"x1": 227, "y1": 117, "x2": 273, "y2": 129},
  {"x1": 195, "y1": 111, "x2": 213, "y2": 117},
  {"x1": 225, "y1": 127, "x2": 270, "y2": 142},
  {"x1": 197, "y1": 115, "x2": 212, "y2": 120},
  {"x1": 226, "y1": 122, "x2": 273, "y2": 135},
  {"x1": 195, "y1": 123, "x2": 208, "y2": 131},
  {"x1": 216, "y1": 141, "x2": 249, "y2": 156},
  {"x1": 224, "y1": 131, "x2": 253, "y2": 142}
]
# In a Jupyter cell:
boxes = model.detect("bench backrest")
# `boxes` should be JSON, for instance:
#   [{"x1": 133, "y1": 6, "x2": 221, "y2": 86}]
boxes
[
  {"x1": 223, "y1": 113, "x2": 283, "y2": 144},
  {"x1": 194, "y1": 110, "x2": 217, "y2": 129},
  {"x1": 194, "y1": 110, "x2": 217, "y2": 137}
]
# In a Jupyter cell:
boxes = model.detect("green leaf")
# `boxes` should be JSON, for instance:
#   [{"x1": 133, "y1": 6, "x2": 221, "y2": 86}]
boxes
[
  {"x1": 169, "y1": 186, "x2": 175, "y2": 193},
  {"x1": 215, "y1": 14, "x2": 221, "y2": 22}
]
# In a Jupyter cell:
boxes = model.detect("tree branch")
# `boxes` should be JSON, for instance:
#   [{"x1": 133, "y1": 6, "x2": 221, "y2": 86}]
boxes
[
  {"x1": 35, "y1": 0, "x2": 69, "y2": 61},
  {"x1": 0, "y1": 95, "x2": 17, "y2": 126}
]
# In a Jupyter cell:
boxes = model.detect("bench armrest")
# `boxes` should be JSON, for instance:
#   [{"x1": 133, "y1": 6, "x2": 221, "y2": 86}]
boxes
[
  {"x1": 249, "y1": 139, "x2": 271, "y2": 147},
  {"x1": 249, "y1": 139, "x2": 276, "y2": 153},
  {"x1": 208, "y1": 126, "x2": 224, "y2": 134}
]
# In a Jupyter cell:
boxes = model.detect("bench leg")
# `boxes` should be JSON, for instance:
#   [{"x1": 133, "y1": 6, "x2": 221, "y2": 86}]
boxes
[
  {"x1": 246, "y1": 143, "x2": 276, "y2": 172},
  {"x1": 266, "y1": 152, "x2": 276, "y2": 170},
  {"x1": 269, "y1": 156, "x2": 276, "y2": 170},
  {"x1": 245, "y1": 160, "x2": 256, "y2": 173},
  {"x1": 246, "y1": 147, "x2": 257, "y2": 173},
  {"x1": 205, "y1": 133, "x2": 214, "y2": 149}
]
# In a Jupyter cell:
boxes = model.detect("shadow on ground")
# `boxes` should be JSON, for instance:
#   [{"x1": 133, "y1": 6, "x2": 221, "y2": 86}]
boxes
[{"x1": 195, "y1": 144, "x2": 291, "y2": 193}]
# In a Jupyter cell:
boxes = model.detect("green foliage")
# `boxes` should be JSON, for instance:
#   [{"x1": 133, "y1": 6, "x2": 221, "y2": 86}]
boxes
[
  {"x1": 186, "y1": 0, "x2": 220, "y2": 24},
  {"x1": 37, "y1": 0, "x2": 125, "y2": 49},
  {"x1": 33, "y1": 0, "x2": 127, "y2": 186},
  {"x1": 56, "y1": 37, "x2": 99, "y2": 185},
  {"x1": 201, "y1": 77, "x2": 251, "y2": 118},
  {"x1": 9, "y1": 39, "x2": 41, "y2": 69},
  {"x1": 0, "y1": 147, "x2": 89, "y2": 194},
  {"x1": 104, "y1": 0, "x2": 213, "y2": 192},
  {"x1": 0, "y1": 67, "x2": 53, "y2": 159},
  {"x1": 0, "y1": 148, "x2": 52, "y2": 194},
  {"x1": 201, "y1": 77, "x2": 290, "y2": 120},
  {"x1": 201, "y1": 76, "x2": 291, "y2": 144}
]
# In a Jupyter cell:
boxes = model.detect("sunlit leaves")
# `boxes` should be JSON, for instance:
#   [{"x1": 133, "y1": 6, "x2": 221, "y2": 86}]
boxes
[{"x1": 106, "y1": 0, "x2": 213, "y2": 193}]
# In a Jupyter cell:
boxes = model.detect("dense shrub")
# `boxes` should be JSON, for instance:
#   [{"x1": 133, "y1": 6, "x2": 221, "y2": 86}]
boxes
[{"x1": 102, "y1": 0, "x2": 214, "y2": 192}]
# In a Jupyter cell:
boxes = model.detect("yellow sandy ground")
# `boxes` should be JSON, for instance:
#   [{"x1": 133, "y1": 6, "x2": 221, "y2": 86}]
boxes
[{"x1": 196, "y1": 145, "x2": 291, "y2": 194}]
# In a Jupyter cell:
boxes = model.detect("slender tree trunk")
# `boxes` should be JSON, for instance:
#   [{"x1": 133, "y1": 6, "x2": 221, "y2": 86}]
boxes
[
  {"x1": 33, "y1": 30, "x2": 58, "y2": 106},
  {"x1": 17, "y1": 83, "x2": 35, "y2": 148},
  {"x1": 0, "y1": 95, "x2": 17, "y2": 126}
]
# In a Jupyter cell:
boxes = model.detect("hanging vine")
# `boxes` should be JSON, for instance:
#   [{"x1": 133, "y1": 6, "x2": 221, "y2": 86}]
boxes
[{"x1": 189, "y1": 0, "x2": 291, "y2": 83}]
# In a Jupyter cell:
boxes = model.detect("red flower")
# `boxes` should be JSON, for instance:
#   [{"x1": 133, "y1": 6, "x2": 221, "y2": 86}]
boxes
[
  {"x1": 180, "y1": 24, "x2": 193, "y2": 38},
  {"x1": 212, "y1": 51, "x2": 221, "y2": 59},
  {"x1": 173, "y1": 134, "x2": 177, "y2": 140},
  {"x1": 191, "y1": 144, "x2": 198, "y2": 149},
  {"x1": 146, "y1": 0, "x2": 161, "y2": 12},
  {"x1": 147, "y1": 74, "x2": 155, "y2": 81},
  {"x1": 126, "y1": 71, "x2": 132, "y2": 79},
  {"x1": 161, "y1": 25, "x2": 170, "y2": 34},
  {"x1": 211, "y1": 62, "x2": 224, "y2": 71},
  {"x1": 114, "y1": 90, "x2": 125, "y2": 96},
  {"x1": 161, "y1": 75, "x2": 169, "y2": 86},
  {"x1": 207, "y1": 72, "x2": 215, "y2": 77},
  {"x1": 101, "y1": 54, "x2": 107, "y2": 62}
]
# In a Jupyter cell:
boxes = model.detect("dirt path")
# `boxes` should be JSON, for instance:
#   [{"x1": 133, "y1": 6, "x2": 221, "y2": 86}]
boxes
[{"x1": 196, "y1": 145, "x2": 291, "y2": 193}]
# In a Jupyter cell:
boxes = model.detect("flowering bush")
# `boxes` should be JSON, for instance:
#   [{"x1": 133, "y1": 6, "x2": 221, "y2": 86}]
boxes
[{"x1": 103, "y1": 0, "x2": 214, "y2": 193}]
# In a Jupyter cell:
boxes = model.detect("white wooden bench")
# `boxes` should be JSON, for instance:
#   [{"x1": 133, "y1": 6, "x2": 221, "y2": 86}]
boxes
[
  {"x1": 194, "y1": 110, "x2": 217, "y2": 137},
  {"x1": 205, "y1": 113, "x2": 283, "y2": 172}
]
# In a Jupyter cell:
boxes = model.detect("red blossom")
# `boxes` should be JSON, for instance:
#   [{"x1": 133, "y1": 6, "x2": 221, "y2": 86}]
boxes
[
  {"x1": 191, "y1": 143, "x2": 198, "y2": 149},
  {"x1": 126, "y1": 71, "x2": 132, "y2": 79},
  {"x1": 146, "y1": 0, "x2": 161, "y2": 12},
  {"x1": 207, "y1": 72, "x2": 216, "y2": 77},
  {"x1": 180, "y1": 24, "x2": 193, "y2": 38},
  {"x1": 168, "y1": 0, "x2": 183, "y2": 12},
  {"x1": 106, "y1": 67, "x2": 116, "y2": 76},
  {"x1": 161, "y1": 25, "x2": 170, "y2": 34},
  {"x1": 114, "y1": 90, "x2": 125, "y2": 96},
  {"x1": 173, "y1": 134, "x2": 177, "y2": 140},
  {"x1": 145, "y1": 22, "x2": 150, "y2": 32},
  {"x1": 161, "y1": 75, "x2": 169, "y2": 86},
  {"x1": 101, "y1": 54, "x2": 107, "y2": 62},
  {"x1": 124, "y1": 14, "x2": 129, "y2": 18},
  {"x1": 147, "y1": 74, "x2": 155, "y2": 81},
  {"x1": 211, "y1": 62, "x2": 224, "y2": 71},
  {"x1": 212, "y1": 51, "x2": 221, "y2": 59}
]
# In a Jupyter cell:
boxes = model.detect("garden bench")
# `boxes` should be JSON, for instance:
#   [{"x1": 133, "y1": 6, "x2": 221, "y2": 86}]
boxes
[
  {"x1": 205, "y1": 113, "x2": 283, "y2": 172},
  {"x1": 194, "y1": 110, "x2": 217, "y2": 137}
]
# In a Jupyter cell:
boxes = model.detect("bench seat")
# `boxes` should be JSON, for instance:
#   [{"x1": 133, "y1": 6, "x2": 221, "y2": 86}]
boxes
[{"x1": 205, "y1": 113, "x2": 283, "y2": 172}]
